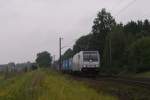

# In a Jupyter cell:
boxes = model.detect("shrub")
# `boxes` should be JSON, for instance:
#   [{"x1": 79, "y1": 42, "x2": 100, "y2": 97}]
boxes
[{"x1": 127, "y1": 37, "x2": 150, "y2": 73}]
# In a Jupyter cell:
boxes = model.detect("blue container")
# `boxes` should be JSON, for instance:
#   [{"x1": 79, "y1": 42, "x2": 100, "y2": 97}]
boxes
[{"x1": 62, "y1": 59, "x2": 72, "y2": 71}]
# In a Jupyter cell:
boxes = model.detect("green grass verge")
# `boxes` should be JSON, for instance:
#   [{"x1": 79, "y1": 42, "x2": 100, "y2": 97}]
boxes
[
  {"x1": 0, "y1": 69, "x2": 117, "y2": 100},
  {"x1": 134, "y1": 71, "x2": 150, "y2": 78}
]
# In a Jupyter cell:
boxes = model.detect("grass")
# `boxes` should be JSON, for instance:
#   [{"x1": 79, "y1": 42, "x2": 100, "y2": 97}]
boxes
[
  {"x1": 134, "y1": 71, "x2": 150, "y2": 78},
  {"x1": 0, "y1": 69, "x2": 117, "y2": 100}
]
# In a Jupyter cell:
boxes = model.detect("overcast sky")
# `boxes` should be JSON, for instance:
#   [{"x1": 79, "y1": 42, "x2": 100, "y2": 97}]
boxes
[{"x1": 0, "y1": 0, "x2": 149, "y2": 64}]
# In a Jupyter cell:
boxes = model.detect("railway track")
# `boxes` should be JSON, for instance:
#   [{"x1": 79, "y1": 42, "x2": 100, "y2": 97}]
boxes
[
  {"x1": 73, "y1": 75, "x2": 150, "y2": 88},
  {"x1": 71, "y1": 74, "x2": 150, "y2": 100},
  {"x1": 96, "y1": 77, "x2": 150, "y2": 88}
]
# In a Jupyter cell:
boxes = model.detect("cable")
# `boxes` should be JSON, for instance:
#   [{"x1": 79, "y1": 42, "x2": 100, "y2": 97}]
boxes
[
  {"x1": 114, "y1": 0, "x2": 137, "y2": 16},
  {"x1": 111, "y1": 0, "x2": 124, "y2": 11},
  {"x1": 66, "y1": 38, "x2": 78, "y2": 46}
]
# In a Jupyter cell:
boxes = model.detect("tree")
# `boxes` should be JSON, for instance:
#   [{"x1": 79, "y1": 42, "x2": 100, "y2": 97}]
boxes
[
  {"x1": 143, "y1": 19, "x2": 150, "y2": 32},
  {"x1": 123, "y1": 20, "x2": 150, "y2": 38},
  {"x1": 103, "y1": 26, "x2": 127, "y2": 74},
  {"x1": 91, "y1": 8, "x2": 116, "y2": 65},
  {"x1": 142, "y1": 19, "x2": 150, "y2": 36},
  {"x1": 73, "y1": 34, "x2": 91, "y2": 54},
  {"x1": 36, "y1": 51, "x2": 52, "y2": 67},
  {"x1": 62, "y1": 48, "x2": 74, "y2": 60},
  {"x1": 124, "y1": 21, "x2": 139, "y2": 34},
  {"x1": 127, "y1": 37, "x2": 150, "y2": 73},
  {"x1": 92, "y1": 8, "x2": 116, "y2": 34}
]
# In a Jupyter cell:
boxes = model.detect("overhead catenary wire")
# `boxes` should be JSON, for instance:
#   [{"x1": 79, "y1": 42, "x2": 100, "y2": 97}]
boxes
[
  {"x1": 62, "y1": 38, "x2": 78, "y2": 48},
  {"x1": 111, "y1": 0, "x2": 124, "y2": 12},
  {"x1": 114, "y1": 0, "x2": 137, "y2": 16}
]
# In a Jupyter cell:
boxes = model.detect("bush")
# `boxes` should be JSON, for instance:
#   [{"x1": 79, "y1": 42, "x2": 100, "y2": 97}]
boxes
[{"x1": 127, "y1": 37, "x2": 150, "y2": 73}]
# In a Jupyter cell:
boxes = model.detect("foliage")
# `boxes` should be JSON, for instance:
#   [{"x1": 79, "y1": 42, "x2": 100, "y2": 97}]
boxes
[
  {"x1": 102, "y1": 26, "x2": 127, "y2": 74},
  {"x1": 92, "y1": 8, "x2": 116, "y2": 34},
  {"x1": 124, "y1": 21, "x2": 139, "y2": 34},
  {"x1": 127, "y1": 37, "x2": 150, "y2": 73},
  {"x1": 62, "y1": 48, "x2": 74, "y2": 60},
  {"x1": 135, "y1": 71, "x2": 150, "y2": 78},
  {"x1": 0, "y1": 69, "x2": 117, "y2": 100},
  {"x1": 36, "y1": 51, "x2": 52, "y2": 67},
  {"x1": 124, "y1": 20, "x2": 150, "y2": 38},
  {"x1": 73, "y1": 34, "x2": 92, "y2": 54}
]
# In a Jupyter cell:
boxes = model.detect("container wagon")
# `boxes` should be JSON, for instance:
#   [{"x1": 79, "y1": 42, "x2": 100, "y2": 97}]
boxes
[{"x1": 62, "y1": 58, "x2": 72, "y2": 72}]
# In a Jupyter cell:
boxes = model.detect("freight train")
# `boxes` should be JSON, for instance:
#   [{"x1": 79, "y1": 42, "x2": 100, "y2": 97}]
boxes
[{"x1": 62, "y1": 51, "x2": 100, "y2": 73}]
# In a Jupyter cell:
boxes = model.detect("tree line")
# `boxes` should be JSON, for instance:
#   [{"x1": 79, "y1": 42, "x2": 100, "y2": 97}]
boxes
[{"x1": 62, "y1": 8, "x2": 150, "y2": 74}]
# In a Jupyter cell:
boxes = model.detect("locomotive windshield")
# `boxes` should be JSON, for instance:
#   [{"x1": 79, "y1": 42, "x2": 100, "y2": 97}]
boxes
[{"x1": 83, "y1": 52, "x2": 98, "y2": 62}]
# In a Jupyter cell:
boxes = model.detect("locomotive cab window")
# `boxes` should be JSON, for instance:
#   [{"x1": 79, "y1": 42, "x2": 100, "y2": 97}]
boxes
[{"x1": 83, "y1": 52, "x2": 98, "y2": 62}]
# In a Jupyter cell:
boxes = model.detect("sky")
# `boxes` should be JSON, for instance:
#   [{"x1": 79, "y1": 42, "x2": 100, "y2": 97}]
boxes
[{"x1": 0, "y1": 0, "x2": 150, "y2": 64}]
